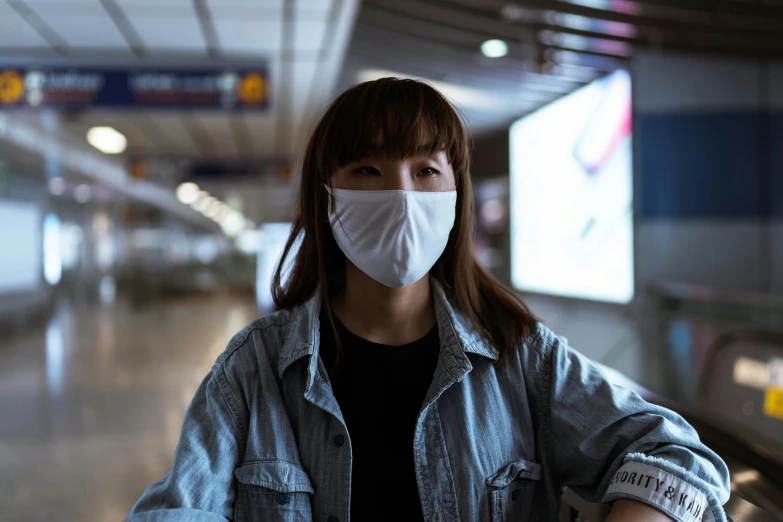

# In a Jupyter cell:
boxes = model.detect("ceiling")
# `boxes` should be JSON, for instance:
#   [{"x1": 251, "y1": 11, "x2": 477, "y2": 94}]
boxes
[
  {"x1": 0, "y1": 0, "x2": 359, "y2": 225},
  {"x1": 0, "y1": 0, "x2": 358, "y2": 159},
  {"x1": 338, "y1": 0, "x2": 783, "y2": 133},
  {"x1": 2, "y1": 0, "x2": 783, "y2": 227}
]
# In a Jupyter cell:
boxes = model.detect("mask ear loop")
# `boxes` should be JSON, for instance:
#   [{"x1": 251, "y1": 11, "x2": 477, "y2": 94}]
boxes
[{"x1": 323, "y1": 183, "x2": 334, "y2": 214}]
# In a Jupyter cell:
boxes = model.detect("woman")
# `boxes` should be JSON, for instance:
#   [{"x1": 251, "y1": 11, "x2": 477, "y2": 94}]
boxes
[{"x1": 128, "y1": 78, "x2": 730, "y2": 522}]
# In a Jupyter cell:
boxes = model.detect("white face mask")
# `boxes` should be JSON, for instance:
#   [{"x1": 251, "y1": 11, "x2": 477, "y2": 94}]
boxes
[{"x1": 327, "y1": 187, "x2": 458, "y2": 288}]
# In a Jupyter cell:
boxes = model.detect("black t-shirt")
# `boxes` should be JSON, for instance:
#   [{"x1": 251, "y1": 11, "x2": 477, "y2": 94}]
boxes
[{"x1": 318, "y1": 310, "x2": 440, "y2": 521}]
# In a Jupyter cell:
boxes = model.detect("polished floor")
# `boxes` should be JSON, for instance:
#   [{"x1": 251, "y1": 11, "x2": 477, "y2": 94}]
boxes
[
  {"x1": 0, "y1": 293, "x2": 257, "y2": 522},
  {"x1": 1, "y1": 292, "x2": 780, "y2": 521}
]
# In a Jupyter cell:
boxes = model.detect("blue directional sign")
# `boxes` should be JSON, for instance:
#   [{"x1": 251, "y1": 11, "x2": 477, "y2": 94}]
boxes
[{"x1": 0, "y1": 67, "x2": 269, "y2": 110}]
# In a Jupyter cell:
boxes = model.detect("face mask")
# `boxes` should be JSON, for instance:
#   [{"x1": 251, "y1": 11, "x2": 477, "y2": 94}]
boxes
[{"x1": 327, "y1": 187, "x2": 457, "y2": 288}]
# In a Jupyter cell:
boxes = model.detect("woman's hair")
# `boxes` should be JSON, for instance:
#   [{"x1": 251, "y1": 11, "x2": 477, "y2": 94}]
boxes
[{"x1": 272, "y1": 77, "x2": 538, "y2": 371}]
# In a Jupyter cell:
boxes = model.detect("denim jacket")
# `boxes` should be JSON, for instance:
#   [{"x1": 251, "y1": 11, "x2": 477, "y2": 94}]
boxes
[{"x1": 127, "y1": 280, "x2": 730, "y2": 522}]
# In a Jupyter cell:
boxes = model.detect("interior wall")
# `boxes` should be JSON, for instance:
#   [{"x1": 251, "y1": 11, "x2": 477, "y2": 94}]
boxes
[
  {"x1": 633, "y1": 52, "x2": 769, "y2": 293},
  {"x1": 769, "y1": 62, "x2": 783, "y2": 294}
]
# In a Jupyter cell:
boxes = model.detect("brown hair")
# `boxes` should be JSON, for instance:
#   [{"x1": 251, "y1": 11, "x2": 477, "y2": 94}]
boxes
[{"x1": 272, "y1": 77, "x2": 537, "y2": 372}]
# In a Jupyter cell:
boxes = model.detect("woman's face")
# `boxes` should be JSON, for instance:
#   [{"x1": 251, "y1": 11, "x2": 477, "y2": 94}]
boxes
[{"x1": 332, "y1": 150, "x2": 456, "y2": 192}]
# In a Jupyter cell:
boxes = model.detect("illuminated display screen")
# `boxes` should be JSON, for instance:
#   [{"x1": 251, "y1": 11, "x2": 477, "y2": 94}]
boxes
[
  {"x1": 509, "y1": 69, "x2": 634, "y2": 303},
  {"x1": 256, "y1": 223, "x2": 295, "y2": 315},
  {"x1": 0, "y1": 200, "x2": 42, "y2": 294}
]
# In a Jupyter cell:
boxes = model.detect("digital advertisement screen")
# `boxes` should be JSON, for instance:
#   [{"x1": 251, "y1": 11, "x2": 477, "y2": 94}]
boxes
[{"x1": 509, "y1": 69, "x2": 634, "y2": 303}]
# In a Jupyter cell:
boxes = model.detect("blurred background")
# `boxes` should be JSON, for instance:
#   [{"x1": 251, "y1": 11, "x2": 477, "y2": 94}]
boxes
[{"x1": 0, "y1": 0, "x2": 781, "y2": 521}]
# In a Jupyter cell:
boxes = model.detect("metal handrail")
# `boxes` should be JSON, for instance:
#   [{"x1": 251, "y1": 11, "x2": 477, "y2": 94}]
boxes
[
  {"x1": 649, "y1": 282, "x2": 783, "y2": 311},
  {"x1": 556, "y1": 364, "x2": 783, "y2": 521}
]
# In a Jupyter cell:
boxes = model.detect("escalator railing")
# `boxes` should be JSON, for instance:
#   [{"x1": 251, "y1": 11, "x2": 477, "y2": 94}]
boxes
[
  {"x1": 555, "y1": 362, "x2": 783, "y2": 521},
  {"x1": 556, "y1": 284, "x2": 783, "y2": 520}
]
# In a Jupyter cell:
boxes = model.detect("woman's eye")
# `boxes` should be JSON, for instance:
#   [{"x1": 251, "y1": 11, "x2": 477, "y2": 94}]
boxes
[
  {"x1": 418, "y1": 167, "x2": 440, "y2": 176},
  {"x1": 353, "y1": 166, "x2": 381, "y2": 176}
]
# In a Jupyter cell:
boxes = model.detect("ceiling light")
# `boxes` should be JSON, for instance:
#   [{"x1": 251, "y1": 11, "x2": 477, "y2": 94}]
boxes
[
  {"x1": 43, "y1": 214, "x2": 62, "y2": 286},
  {"x1": 236, "y1": 229, "x2": 261, "y2": 255},
  {"x1": 86, "y1": 126, "x2": 127, "y2": 154},
  {"x1": 205, "y1": 199, "x2": 223, "y2": 219},
  {"x1": 214, "y1": 204, "x2": 229, "y2": 221},
  {"x1": 200, "y1": 196, "x2": 217, "y2": 212},
  {"x1": 481, "y1": 39, "x2": 508, "y2": 58},
  {"x1": 74, "y1": 184, "x2": 92, "y2": 203},
  {"x1": 176, "y1": 182, "x2": 200, "y2": 205},
  {"x1": 48, "y1": 177, "x2": 66, "y2": 196},
  {"x1": 193, "y1": 192, "x2": 211, "y2": 212},
  {"x1": 220, "y1": 210, "x2": 246, "y2": 237}
]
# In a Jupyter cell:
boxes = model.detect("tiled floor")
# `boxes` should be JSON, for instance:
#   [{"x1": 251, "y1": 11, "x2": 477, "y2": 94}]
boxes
[{"x1": 0, "y1": 293, "x2": 257, "y2": 522}]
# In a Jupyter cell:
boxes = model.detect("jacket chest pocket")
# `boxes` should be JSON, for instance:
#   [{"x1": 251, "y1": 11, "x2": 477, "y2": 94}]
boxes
[
  {"x1": 486, "y1": 458, "x2": 542, "y2": 522},
  {"x1": 234, "y1": 460, "x2": 315, "y2": 522}
]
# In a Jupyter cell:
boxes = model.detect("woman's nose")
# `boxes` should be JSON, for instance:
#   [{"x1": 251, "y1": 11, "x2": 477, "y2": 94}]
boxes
[{"x1": 385, "y1": 169, "x2": 415, "y2": 191}]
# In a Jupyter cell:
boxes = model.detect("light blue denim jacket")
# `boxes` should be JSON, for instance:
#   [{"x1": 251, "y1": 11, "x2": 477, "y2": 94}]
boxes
[{"x1": 127, "y1": 280, "x2": 730, "y2": 522}]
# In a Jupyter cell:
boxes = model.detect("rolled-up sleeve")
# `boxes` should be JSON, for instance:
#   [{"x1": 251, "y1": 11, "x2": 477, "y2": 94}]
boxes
[
  {"x1": 541, "y1": 330, "x2": 730, "y2": 522},
  {"x1": 126, "y1": 366, "x2": 241, "y2": 522}
]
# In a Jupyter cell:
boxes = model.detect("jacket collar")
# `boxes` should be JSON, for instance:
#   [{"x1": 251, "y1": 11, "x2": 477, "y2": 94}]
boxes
[{"x1": 275, "y1": 277, "x2": 499, "y2": 388}]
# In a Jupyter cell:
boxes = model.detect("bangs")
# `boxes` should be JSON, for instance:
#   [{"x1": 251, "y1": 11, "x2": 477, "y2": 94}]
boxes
[{"x1": 317, "y1": 78, "x2": 469, "y2": 172}]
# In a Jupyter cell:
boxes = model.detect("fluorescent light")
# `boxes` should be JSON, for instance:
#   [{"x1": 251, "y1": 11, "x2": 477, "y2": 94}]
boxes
[
  {"x1": 176, "y1": 182, "x2": 200, "y2": 205},
  {"x1": 481, "y1": 39, "x2": 508, "y2": 58},
  {"x1": 214, "y1": 204, "x2": 229, "y2": 221},
  {"x1": 193, "y1": 192, "x2": 211, "y2": 212},
  {"x1": 199, "y1": 196, "x2": 217, "y2": 215},
  {"x1": 236, "y1": 229, "x2": 261, "y2": 255},
  {"x1": 74, "y1": 184, "x2": 91, "y2": 203},
  {"x1": 43, "y1": 214, "x2": 62, "y2": 286},
  {"x1": 220, "y1": 210, "x2": 246, "y2": 237},
  {"x1": 48, "y1": 177, "x2": 66, "y2": 196},
  {"x1": 86, "y1": 126, "x2": 127, "y2": 154},
  {"x1": 205, "y1": 199, "x2": 222, "y2": 219}
]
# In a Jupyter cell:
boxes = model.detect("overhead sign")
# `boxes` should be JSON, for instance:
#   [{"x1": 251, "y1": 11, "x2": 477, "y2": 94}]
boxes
[{"x1": 0, "y1": 67, "x2": 269, "y2": 110}]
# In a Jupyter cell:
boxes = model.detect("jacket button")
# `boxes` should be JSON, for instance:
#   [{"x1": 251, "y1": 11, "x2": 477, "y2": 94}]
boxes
[
  {"x1": 511, "y1": 488, "x2": 521, "y2": 501},
  {"x1": 327, "y1": 517, "x2": 339, "y2": 522},
  {"x1": 277, "y1": 493, "x2": 290, "y2": 505},
  {"x1": 333, "y1": 434, "x2": 345, "y2": 447}
]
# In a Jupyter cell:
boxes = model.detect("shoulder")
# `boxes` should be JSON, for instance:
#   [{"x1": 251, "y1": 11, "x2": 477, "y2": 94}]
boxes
[
  {"x1": 210, "y1": 305, "x2": 302, "y2": 381},
  {"x1": 517, "y1": 322, "x2": 562, "y2": 368}
]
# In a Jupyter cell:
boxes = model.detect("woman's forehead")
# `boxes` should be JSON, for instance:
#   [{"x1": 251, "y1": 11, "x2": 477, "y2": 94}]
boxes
[{"x1": 349, "y1": 150, "x2": 449, "y2": 162}]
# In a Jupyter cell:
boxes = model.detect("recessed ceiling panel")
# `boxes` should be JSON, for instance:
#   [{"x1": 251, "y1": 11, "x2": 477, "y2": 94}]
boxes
[
  {"x1": 0, "y1": 4, "x2": 52, "y2": 48},
  {"x1": 296, "y1": 0, "x2": 333, "y2": 19},
  {"x1": 142, "y1": 114, "x2": 200, "y2": 155},
  {"x1": 114, "y1": 0, "x2": 191, "y2": 4},
  {"x1": 209, "y1": 0, "x2": 282, "y2": 5},
  {"x1": 129, "y1": 11, "x2": 207, "y2": 52},
  {"x1": 244, "y1": 114, "x2": 277, "y2": 157},
  {"x1": 294, "y1": 20, "x2": 327, "y2": 52},
  {"x1": 289, "y1": 60, "x2": 319, "y2": 150},
  {"x1": 27, "y1": 3, "x2": 130, "y2": 49},
  {"x1": 22, "y1": 0, "x2": 97, "y2": 4},
  {"x1": 208, "y1": 0, "x2": 282, "y2": 16},
  {"x1": 118, "y1": 3, "x2": 194, "y2": 17},
  {"x1": 196, "y1": 113, "x2": 239, "y2": 156},
  {"x1": 214, "y1": 18, "x2": 281, "y2": 56}
]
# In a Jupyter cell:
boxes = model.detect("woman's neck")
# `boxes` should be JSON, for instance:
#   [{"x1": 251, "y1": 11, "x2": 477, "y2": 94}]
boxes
[{"x1": 331, "y1": 260, "x2": 436, "y2": 346}]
